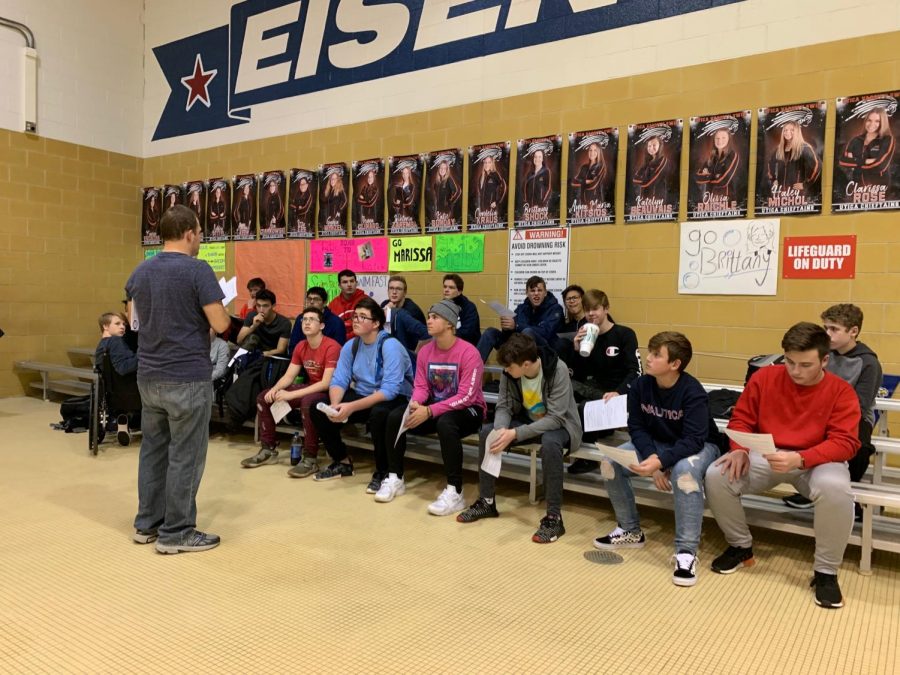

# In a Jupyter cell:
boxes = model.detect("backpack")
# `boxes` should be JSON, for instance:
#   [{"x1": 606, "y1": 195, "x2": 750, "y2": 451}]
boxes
[
  {"x1": 349, "y1": 333, "x2": 413, "y2": 387},
  {"x1": 57, "y1": 394, "x2": 92, "y2": 433},
  {"x1": 745, "y1": 353, "x2": 784, "y2": 385}
]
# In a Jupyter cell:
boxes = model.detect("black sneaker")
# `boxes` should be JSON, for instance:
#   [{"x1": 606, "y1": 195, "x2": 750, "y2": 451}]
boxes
[
  {"x1": 532, "y1": 514, "x2": 565, "y2": 543},
  {"x1": 155, "y1": 529, "x2": 220, "y2": 554},
  {"x1": 810, "y1": 571, "x2": 843, "y2": 608},
  {"x1": 116, "y1": 414, "x2": 131, "y2": 447},
  {"x1": 456, "y1": 498, "x2": 499, "y2": 523},
  {"x1": 568, "y1": 458, "x2": 599, "y2": 474},
  {"x1": 314, "y1": 461, "x2": 354, "y2": 481},
  {"x1": 672, "y1": 551, "x2": 698, "y2": 587},
  {"x1": 366, "y1": 471, "x2": 387, "y2": 494},
  {"x1": 594, "y1": 526, "x2": 646, "y2": 550},
  {"x1": 783, "y1": 493, "x2": 814, "y2": 509},
  {"x1": 133, "y1": 528, "x2": 158, "y2": 544},
  {"x1": 711, "y1": 545, "x2": 755, "y2": 574}
]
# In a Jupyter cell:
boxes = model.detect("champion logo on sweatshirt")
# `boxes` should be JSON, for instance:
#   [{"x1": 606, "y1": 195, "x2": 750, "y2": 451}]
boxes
[{"x1": 606, "y1": 346, "x2": 620, "y2": 357}]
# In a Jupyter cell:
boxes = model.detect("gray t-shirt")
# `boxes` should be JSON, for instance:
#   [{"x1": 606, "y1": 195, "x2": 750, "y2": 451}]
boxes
[{"x1": 126, "y1": 252, "x2": 224, "y2": 382}]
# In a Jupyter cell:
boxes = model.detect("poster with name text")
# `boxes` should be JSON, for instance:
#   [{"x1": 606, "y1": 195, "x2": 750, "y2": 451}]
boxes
[
  {"x1": 515, "y1": 136, "x2": 562, "y2": 228},
  {"x1": 755, "y1": 102, "x2": 825, "y2": 216},
  {"x1": 259, "y1": 170, "x2": 286, "y2": 239},
  {"x1": 206, "y1": 178, "x2": 231, "y2": 241},
  {"x1": 288, "y1": 168, "x2": 317, "y2": 238},
  {"x1": 832, "y1": 91, "x2": 900, "y2": 213},
  {"x1": 232, "y1": 174, "x2": 257, "y2": 240},
  {"x1": 468, "y1": 142, "x2": 509, "y2": 231},
  {"x1": 387, "y1": 154, "x2": 423, "y2": 235},
  {"x1": 424, "y1": 149, "x2": 463, "y2": 233},
  {"x1": 352, "y1": 158, "x2": 385, "y2": 237},
  {"x1": 687, "y1": 111, "x2": 750, "y2": 220},
  {"x1": 317, "y1": 163, "x2": 349, "y2": 238},
  {"x1": 141, "y1": 186, "x2": 161, "y2": 246},
  {"x1": 567, "y1": 128, "x2": 617, "y2": 225},
  {"x1": 625, "y1": 119, "x2": 682, "y2": 223}
]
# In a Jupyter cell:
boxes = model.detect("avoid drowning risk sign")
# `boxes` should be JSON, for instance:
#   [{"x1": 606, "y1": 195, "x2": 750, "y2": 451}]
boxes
[{"x1": 782, "y1": 235, "x2": 856, "y2": 279}]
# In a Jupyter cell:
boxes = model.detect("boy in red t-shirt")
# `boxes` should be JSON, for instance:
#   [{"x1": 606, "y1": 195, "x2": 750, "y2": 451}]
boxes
[
  {"x1": 705, "y1": 322, "x2": 860, "y2": 609},
  {"x1": 241, "y1": 306, "x2": 341, "y2": 477}
]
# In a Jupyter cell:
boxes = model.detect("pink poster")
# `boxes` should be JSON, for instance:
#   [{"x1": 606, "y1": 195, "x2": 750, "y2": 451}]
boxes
[{"x1": 309, "y1": 237, "x2": 388, "y2": 273}]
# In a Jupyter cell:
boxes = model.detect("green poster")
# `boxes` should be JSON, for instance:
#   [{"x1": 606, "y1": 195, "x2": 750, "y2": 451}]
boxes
[
  {"x1": 198, "y1": 243, "x2": 226, "y2": 272},
  {"x1": 388, "y1": 235, "x2": 433, "y2": 271},
  {"x1": 144, "y1": 248, "x2": 161, "y2": 260},
  {"x1": 306, "y1": 273, "x2": 340, "y2": 305},
  {"x1": 435, "y1": 233, "x2": 484, "y2": 272}
]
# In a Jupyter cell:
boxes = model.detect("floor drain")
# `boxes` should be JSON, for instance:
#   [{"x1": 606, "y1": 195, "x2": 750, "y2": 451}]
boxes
[{"x1": 583, "y1": 550, "x2": 624, "y2": 565}]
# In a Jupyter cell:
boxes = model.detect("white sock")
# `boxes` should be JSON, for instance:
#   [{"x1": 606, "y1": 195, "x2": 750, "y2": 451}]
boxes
[
  {"x1": 484, "y1": 497, "x2": 494, "y2": 505},
  {"x1": 388, "y1": 472, "x2": 400, "y2": 481}
]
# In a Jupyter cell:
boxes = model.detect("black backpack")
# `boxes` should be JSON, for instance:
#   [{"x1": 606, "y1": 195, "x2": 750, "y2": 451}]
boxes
[{"x1": 57, "y1": 395, "x2": 92, "y2": 433}]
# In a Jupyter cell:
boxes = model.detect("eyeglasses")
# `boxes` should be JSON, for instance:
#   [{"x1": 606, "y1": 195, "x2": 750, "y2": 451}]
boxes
[
  {"x1": 352, "y1": 314, "x2": 374, "y2": 322},
  {"x1": 300, "y1": 317, "x2": 320, "y2": 324},
  {"x1": 564, "y1": 296, "x2": 581, "y2": 303}
]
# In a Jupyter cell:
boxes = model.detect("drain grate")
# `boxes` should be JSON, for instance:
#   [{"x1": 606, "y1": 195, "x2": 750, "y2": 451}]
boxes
[{"x1": 583, "y1": 550, "x2": 625, "y2": 565}]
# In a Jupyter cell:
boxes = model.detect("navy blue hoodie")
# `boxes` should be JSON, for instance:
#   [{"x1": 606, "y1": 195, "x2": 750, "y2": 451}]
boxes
[{"x1": 513, "y1": 292, "x2": 564, "y2": 344}]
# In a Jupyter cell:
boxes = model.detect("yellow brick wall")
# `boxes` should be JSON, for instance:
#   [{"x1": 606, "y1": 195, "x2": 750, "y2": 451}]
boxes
[
  {"x1": 0, "y1": 130, "x2": 142, "y2": 398},
  {"x1": 5, "y1": 31, "x2": 899, "y2": 401}
]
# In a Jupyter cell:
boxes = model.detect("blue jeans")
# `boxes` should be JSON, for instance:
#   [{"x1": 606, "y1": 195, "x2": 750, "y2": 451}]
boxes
[
  {"x1": 476, "y1": 326, "x2": 549, "y2": 363},
  {"x1": 134, "y1": 379, "x2": 213, "y2": 544},
  {"x1": 604, "y1": 441, "x2": 719, "y2": 554}
]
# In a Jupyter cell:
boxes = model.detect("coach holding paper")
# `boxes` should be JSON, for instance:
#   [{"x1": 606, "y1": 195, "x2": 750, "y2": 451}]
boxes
[{"x1": 126, "y1": 204, "x2": 230, "y2": 554}]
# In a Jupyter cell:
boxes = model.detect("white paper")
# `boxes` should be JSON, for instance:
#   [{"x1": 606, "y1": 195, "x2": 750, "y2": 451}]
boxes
[
  {"x1": 269, "y1": 399, "x2": 292, "y2": 424},
  {"x1": 480, "y1": 299, "x2": 515, "y2": 319},
  {"x1": 219, "y1": 276, "x2": 238, "y2": 306},
  {"x1": 228, "y1": 347, "x2": 248, "y2": 367},
  {"x1": 384, "y1": 307, "x2": 392, "y2": 333},
  {"x1": 594, "y1": 442, "x2": 639, "y2": 469},
  {"x1": 583, "y1": 396, "x2": 628, "y2": 432},
  {"x1": 480, "y1": 429, "x2": 504, "y2": 477},
  {"x1": 393, "y1": 403, "x2": 412, "y2": 448},
  {"x1": 724, "y1": 429, "x2": 777, "y2": 455}
]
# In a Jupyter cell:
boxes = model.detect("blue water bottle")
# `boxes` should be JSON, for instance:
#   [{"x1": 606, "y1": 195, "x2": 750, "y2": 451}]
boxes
[{"x1": 290, "y1": 432, "x2": 302, "y2": 466}]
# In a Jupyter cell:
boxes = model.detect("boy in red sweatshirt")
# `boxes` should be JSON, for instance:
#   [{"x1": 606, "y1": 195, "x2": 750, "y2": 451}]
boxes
[
  {"x1": 327, "y1": 269, "x2": 367, "y2": 340},
  {"x1": 705, "y1": 322, "x2": 860, "y2": 609}
]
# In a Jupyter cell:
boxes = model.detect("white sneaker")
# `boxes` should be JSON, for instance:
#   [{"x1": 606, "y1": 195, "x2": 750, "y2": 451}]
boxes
[
  {"x1": 672, "y1": 552, "x2": 698, "y2": 587},
  {"x1": 374, "y1": 474, "x2": 406, "y2": 503},
  {"x1": 427, "y1": 485, "x2": 466, "y2": 516}
]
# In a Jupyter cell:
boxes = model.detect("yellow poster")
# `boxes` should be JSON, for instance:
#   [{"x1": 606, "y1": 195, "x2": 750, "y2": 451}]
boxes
[{"x1": 388, "y1": 235, "x2": 433, "y2": 271}]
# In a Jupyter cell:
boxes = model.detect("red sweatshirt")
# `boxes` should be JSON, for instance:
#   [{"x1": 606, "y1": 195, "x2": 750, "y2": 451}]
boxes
[
  {"x1": 328, "y1": 288, "x2": 367, "y2": 340},
  {"x1": 727, "y1": 365, "x2": 860, "y2": 467}
]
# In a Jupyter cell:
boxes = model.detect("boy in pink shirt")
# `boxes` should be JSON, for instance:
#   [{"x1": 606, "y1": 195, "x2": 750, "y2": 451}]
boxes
[{"x1": 382, "y1": 300, "x2": 486, "y2": 514}]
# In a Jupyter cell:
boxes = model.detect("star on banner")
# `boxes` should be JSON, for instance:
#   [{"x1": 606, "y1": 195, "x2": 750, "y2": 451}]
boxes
[{"x1": 180, "y1": 54, "x2": 217, "y2": 111}]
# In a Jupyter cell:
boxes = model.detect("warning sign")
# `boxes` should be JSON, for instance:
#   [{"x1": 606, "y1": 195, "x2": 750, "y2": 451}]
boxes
[
  {"x1": 783, "y1": 235, "x2": 856, "y2": 279},
  {"x1": 507, "y1": 228, "x2": 570, "y2": 309}
]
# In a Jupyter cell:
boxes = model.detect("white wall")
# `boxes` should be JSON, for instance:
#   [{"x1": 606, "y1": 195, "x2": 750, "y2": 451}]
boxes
[
  {"x1": 0, "y1": 0, "x2": 143, "y2": 155},
  {"x1": 142, "y1": 0, "x2": 900, "y2": 158}
]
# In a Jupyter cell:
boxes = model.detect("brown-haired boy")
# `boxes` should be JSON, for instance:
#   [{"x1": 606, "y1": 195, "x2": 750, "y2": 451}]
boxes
[
  {"x1": 594, "y1": 331, "x2": 719, "y2": 587},
  {"x1": 784, "y1": 304, "x2": 882, "y2": 512},
  {"x1": 706, "y1": 322, "x2": 860, "y2": 609},
  {"x1": 95, "y1": 312, "x2": 138, "y2": 376}
]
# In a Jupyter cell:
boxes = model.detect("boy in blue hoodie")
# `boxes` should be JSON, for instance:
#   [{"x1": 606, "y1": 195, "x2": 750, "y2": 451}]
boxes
[{"x1": 593, "y1": 331, "x2": 720, "y2": 587}]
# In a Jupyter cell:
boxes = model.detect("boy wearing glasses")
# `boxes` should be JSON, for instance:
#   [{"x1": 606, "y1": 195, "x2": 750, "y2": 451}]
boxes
[
  {"x1": 311, "y1": 297, "x2": 414, "y2": 491},
  {"x1": 241, "y1": 306, "x2": 341, "y2": 476}
]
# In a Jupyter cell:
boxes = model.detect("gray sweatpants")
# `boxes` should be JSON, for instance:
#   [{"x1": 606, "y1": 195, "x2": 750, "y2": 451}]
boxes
[{"x1": 705, "y1": 452, "x2": 854, "y2": 575}]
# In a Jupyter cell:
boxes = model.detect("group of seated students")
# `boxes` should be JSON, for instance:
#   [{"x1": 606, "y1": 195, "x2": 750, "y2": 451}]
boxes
[{"x1": 102, "y1": 267, "x2": 881, "y2": 610}]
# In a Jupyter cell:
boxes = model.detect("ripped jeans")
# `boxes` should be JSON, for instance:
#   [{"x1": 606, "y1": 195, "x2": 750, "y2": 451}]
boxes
[{"x1": 603, "y1": 441, "x2": 720, "y2": 555}]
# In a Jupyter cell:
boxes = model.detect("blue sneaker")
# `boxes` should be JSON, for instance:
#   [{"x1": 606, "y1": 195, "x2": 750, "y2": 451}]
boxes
[{"x1": 155, "y1": 529, "x2": 220, "y2": 554}]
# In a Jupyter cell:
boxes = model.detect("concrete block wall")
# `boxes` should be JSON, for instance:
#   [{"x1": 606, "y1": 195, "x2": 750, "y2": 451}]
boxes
[
  {"x1": 0, "y1": 130, "x2": 142, "y2": 397},
  {"x1": 141, "y1": 33, "x2": 900, "y2": 388}
]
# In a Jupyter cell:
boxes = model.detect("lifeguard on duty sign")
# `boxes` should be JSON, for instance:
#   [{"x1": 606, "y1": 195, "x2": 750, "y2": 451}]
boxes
[{"x1": 782, "y1": 235, "x2": 856, "y2": 279}]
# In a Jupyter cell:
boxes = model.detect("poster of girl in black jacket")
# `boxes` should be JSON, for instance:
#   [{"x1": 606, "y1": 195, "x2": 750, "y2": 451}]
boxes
[
  {"x1": 232, "y1": 174, "x2": 257, "y2": 240},
  {"x1": 688, "y1": 111, "x2": 750, "y2": 220},
  {"x1": 833, "y1": 91, "x2": 899, "y2": 213},
  {"x1": 425, "y1": 149, "x2": 463, "y2": 233},
  {"x1": 288, "y1": 168, "x2": 316, "y2": 238},
  {"x1": 318, "y1": 163, "x2": 349, "y2": 238},
  {"x1": 387, "y1": 155, "x2": 422, "y2": 235},
  {"x1": 468, "y1": 142, "x2": 509, "y2": 231},
  {"x1": 352, "y1": 158, "x2": 384, "y2": 237},
  {"x1": 756, "y1": 101, "x2": 825, "y2": 216},
  {"x1": 567, "y1": 128, "x2": 617, "y2": 225},
  {"x1": 141, "y1": 187, "x2": 161, "y2": 246},
  {"x1": 625, "y1": 119, "x2": 682, "y2": 223},
  {"x1": 260, "y1": 171, "x2": 286, "y2": 239},
  {"x1": 206, "y1": 178, "x2": 231, "y2": 241},
  {"x1": 515, "y1": 135, "x2": 561, "y2": 228}
]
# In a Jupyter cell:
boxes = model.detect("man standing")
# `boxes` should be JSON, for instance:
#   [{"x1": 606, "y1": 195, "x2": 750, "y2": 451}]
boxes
[
  {"x1": 328, "y1": 269, "x2": 367, "y2": 341},
  {"x1": 236, "y1": 289, "x2": 291, "y2": 357},
  {"x1": 126, "y1": 205, "x2": 230, "y2": 554}
]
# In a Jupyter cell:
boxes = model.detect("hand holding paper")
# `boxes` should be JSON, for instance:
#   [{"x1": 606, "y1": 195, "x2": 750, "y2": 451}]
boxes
[
  {"x1": 269, "y1": 399, "x2": 292, "y2": 424},
  {"x1": 594, "y1": 442, "x2": 639, "y2": 469},
  {"x1": 480, "y1": 429, "x2": 504, "y2": 477},
  {"x1": 583, "y1": 396, "x2": 628, "y2": 432},
  {"x1": 723, "y1": 429, "x2": 776, "y2": 455}
]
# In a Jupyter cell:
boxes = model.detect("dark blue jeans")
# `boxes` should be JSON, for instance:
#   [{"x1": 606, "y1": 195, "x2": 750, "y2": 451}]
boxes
[{"x1": 134, "y1": 379, "x2": 212, "y2": 544}]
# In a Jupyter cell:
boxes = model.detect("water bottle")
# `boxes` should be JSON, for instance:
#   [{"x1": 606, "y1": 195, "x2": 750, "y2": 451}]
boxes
[
  {"x1": 290, "y1": 432, "x2": 302, "y2": 466},
  {"x1": 294, "y1": 375, "x2": 305, "y2": 385}
]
